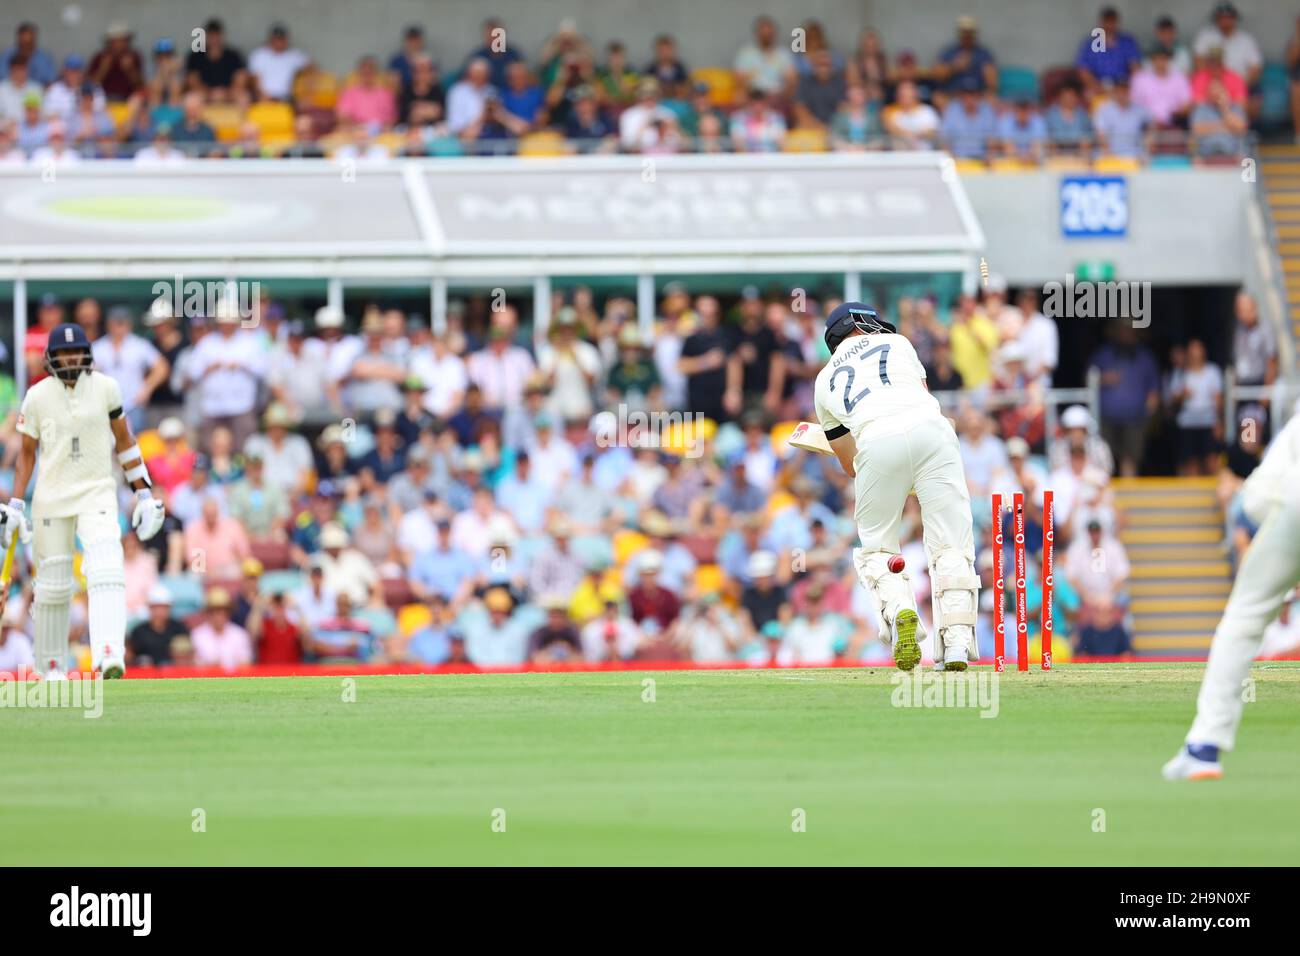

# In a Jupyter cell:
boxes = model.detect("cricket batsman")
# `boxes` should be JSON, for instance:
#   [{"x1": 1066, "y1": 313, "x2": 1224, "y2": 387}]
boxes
[
  {"x1": 1, "y1": 323, "x2": 166, "y2": 679},
  {"x1": 814, "y1": 303, "x2": 979, "y2": 671},
  {"x1": 1163, "y1": 410, "x2": 1300, "y2": 780}
]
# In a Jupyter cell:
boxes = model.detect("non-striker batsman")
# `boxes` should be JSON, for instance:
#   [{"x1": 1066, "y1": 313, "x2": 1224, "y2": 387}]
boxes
[{"x1": 1, "y1": 323, "x2": 166, "y2": 679}]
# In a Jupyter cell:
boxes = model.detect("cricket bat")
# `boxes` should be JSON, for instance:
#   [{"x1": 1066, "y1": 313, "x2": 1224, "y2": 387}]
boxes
[
  {"x1": 0, "y1": 528, "x2": 17, "y2": 618},
  {"x1": 787, "y1": 421, "x2": 834, "y2": 456}
]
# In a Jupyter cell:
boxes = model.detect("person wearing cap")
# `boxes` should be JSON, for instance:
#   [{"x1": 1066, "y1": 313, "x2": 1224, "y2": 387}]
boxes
[
  {"x1": 264, "y1": 313, "x2": 335, "y2": 426},
  {"x1": 184, "y1": 295, "x2": 266, "y2": 452},
  {"x1": 490, "y1": 452, "x2": 547, "y2": 533},
  {"x1": 739, "y1": 550, "x2": 788, "y2": 638},
  {"x1": 1074, "y1": 6, "x2": 1141, "y2": 95},
  {"x1": 1, "y1": 23, "x2": 56, "y2": 87},
  {"x1": 940, "y1": 75, "x2": 997, "y2": 159},
  {"x1": 192, "y1": 587, "x2": 254, "y2": 669},
  {"x1": 459, "y1": 586, "x2": 531, "y2": 665},
  {"x1": 90, "y1": 305, "x2": 169, "y2": 432},
  {"x1": 184, "y1": 18, "x2": 248, "y2": 105},
  {"x1": 1147, "y1": 15, "x2": 1192, "y2": 76},
  {"x1": 43, "y1": 54, "x2": 99, "y2": 122},
  {"x1": 1132, "y1": 42, "x2": 1193, "y2": 130},
  {"x1": 626, "y1": 550, "x2": 681, "y2": 632},
  {"x1": 28, "y1": 118, "x2": 81, "y2": 168},
  {"x1": 409, "y1": 517, "x2": 473, "y2": 607},
  {"x1": 248, "y1": 23, "x2": 311, "y2": 102},
  {"x1": 1193, "y1": 3, "x2": 1261, "y2": 97},
  {"x1": 578, "y1": 597, "x2": 640, "y2": 661},
  {"x1": 537, "y1": 307, "x2": 601, "y2": 423},
  {"x1": 933, "y1": 15, "x2": 997, "y2": 96},
  {"x1": 466, "y1": 312, "x2": 537, "y2": 411},
  {"x1": 315, "y1": 522, "x2": 378, "y2": 606},
  {"x1": 1065, "y1": 513, "x2": 1130, "y2": 609},
  {"x1": 242, "y1": 403, "x2": 313, "y2": 498},
  {"x1": 144, "y1": 416, "x2": 195, "y2": 495},
  {"x1": 14, "y1": 90, "x2": 48, "y2": 152},
  {"x1": 88, "y1": 23, "x2": 144, "y2": 101},
  {"x1": 284, "y1": 551, "x2": 336, "y2": 634},
  {"x1": 1093, "y1": 75, "x2": 1150, "y2": 157},
  {"x1": 226, "y1": 451, "x2": 290, "y2": 540},
  {"x1": 353, "y1": 408, "x2": 406, "y2": 487},
  {"x1": 522, "y1": 516, "x2": 581, "y2": 600},
  {"x1": 408, "y1": 326, "x2": 467, "y2": 419},
  {"x1": 0, "y1": 53, "x2": 41, "y2": 124},
  {"x1": 126, "y1": 585, "x2": 188, "y2": 667},
  {"x1": 524, "y1": 596, "x2": 585, "y2": 664}
]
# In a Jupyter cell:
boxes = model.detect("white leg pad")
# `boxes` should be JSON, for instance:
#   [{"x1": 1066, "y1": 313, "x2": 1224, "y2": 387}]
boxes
[
  {"x1": 82, "y1": 535, "x2": 126, "y2": 671},
  {"x1": 33, "y1": 555, "x2": 73, "y2": 676},
  {"x1": 853, "y1": 548, "x2": 918, "y2": 628},
  {"x1": 932, "y1": 548, "x2": 980, "y2": 656}
]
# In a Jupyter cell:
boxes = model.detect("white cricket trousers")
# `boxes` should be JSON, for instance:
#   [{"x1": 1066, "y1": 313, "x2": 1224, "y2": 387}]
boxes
[{"x1": 1188, "y1": 495, "x2": 1300, "y2": 750}]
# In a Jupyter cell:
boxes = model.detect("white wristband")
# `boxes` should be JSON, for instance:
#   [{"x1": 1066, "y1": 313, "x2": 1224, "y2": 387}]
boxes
[
  {"x1": 117, "y1": 444, "x2": 143, "y2": 465},
  {"x1": 124, "y1": 462, "x2": 151, "y2": 485}
]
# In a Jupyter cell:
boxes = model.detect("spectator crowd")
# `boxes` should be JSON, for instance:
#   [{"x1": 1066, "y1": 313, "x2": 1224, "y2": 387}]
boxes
[{"x1": 0, "y1": 3, "x2": 1286, "y2": 166}]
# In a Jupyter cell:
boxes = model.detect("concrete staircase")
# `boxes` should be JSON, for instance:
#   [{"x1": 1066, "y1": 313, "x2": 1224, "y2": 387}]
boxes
[
  {"x1": 1113, "y1": 477, "x2": 1231, "y2": 656},
  {"x1": 1261, "y1": 143, "x2": 1300, "y2": 343}
]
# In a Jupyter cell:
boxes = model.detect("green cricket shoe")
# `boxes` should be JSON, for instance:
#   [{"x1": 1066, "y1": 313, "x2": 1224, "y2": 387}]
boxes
[{"x1": 892, "y1": 609, "x2": 922, "y2": 671}]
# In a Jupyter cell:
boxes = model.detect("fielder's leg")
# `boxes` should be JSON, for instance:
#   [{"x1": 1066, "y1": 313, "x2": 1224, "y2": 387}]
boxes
[
  {"x1": 910, "y1": 419, "x2": 980, "y2": 671},
  {"x1": 32, "y1": 516, "x2": 77, "y2": 679},
  {"x1": 79, "y1": 512, "x2": 127, "y2": 678},
  {"x1": 849, "y1": 428, "x2": 924, "y2": 670},
  {"x1": 1164, "y1": 496, "x2": 1300, "y2": 780}
]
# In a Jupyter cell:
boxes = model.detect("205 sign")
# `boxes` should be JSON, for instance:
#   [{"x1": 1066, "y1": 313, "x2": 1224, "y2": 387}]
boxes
[{"x1": 1060, "y1": 176, "x2": 1128, "y2": 238}]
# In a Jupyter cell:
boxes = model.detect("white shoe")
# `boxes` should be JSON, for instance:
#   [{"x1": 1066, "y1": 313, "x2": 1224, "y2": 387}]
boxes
[
  {"x1": 1162, "y1": 745, "x2": 1223, "y2": 781},
  {"x1": 100, "y1": 658, "x2": 125, "y2": 680},
  {"x1": 942, "y1": 640, "x2": 969, "y2": 672}
]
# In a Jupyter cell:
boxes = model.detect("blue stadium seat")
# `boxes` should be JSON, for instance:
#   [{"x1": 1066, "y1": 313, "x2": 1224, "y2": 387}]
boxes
[
  {"x1": 1259, "y1": 62, "x2": 1291, "y2": 129},
  {"x1": 998, "y1": 66, "x2": 1039, "y2": 103},
  {"x1": 1148, "y1": 154, "x2": 1191, "y2": 169},
  {"x1": 259, "y1": 569, "x2": 304, "y2": 596},
  {"x1": 159, "y1": 574, "x2": 204, "y2": 616}
]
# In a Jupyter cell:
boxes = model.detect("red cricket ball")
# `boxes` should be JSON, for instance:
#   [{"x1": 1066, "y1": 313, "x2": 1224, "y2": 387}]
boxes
[{"x1": 887, "y1": 555, "x2": 905, "y2": 573}]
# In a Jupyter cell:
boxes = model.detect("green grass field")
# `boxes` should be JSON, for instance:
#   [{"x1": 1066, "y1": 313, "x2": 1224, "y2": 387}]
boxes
[{"x1": 3, "y1": 664, "x2": 1297, "y2": 866}]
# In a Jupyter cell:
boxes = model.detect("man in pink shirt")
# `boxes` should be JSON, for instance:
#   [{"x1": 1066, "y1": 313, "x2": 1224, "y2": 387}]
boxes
[
  {"x1": 183, "y1": 496, "x2": 251, "y2": 579},
  {"x1": 1131, "y1": 45, "x2": 1192, "y2": 127},
  {"x1": 336, "y1": 55, "x2": 396, "y2": 129},
  {"x1": 191, "y1": 587, "x2": 253, "y2": 669}
]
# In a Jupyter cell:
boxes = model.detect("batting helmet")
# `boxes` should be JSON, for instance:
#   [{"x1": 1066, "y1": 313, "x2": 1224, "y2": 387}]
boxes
[{"x1": 824, "y1": 302, "x2": 895, "y2": 354}]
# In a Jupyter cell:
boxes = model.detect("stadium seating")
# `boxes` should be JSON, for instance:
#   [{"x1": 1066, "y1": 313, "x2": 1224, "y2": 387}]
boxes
[{"x1": 690, "y1": 66, "x2": 738, "y2": 108}]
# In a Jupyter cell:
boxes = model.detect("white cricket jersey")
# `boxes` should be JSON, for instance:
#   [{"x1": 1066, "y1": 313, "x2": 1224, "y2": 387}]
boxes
[
  {"x1": 813, "y1": 333, "x2": 941, "y2": 444},
  {"x1": 16, "y1": 371, "x2": 123, "y2": 518},
  {"x1": 1241, "y1": 412, "x2": 1300, "y2": 525}
]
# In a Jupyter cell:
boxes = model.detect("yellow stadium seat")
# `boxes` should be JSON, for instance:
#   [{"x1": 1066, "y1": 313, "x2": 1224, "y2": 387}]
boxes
[
  {"x1": 765, "y1": 491, "x2": 796, "y2": 519},
  {"x1": 1045, "y1": 155, "x2": 1090, "y2": 172},
  {"x1": 770, "y1": 420, "x2": 802, "y2": 457},
  {"x1": 106, "y1": 101, "x2": 133, "y2": 132},
  {"x1": 989, "y1": 156, "x2": 1038, "y2": 172},
  {"x1": 247, "y1": 101, "x2": 295, "y2": 140},
  {"x1": 953, "y1": 157, "x2": 987, "y2": 175},
  {"x1": 202, "y1": 103, "x2": 245, "y2": 142},
  {"x1": 137, "y1": 429, "x2": 165, "y2": 462},
  {"x1": 784, "y1": 128, "x2": 829, "y2": 153},
  {"x1": 397, "y1": 603, "x2": 432, "y2": 638},
  {"x1": 1094, "y1": 154, "x2": 1141, "y2": 173},
  {"x1": 659, "y1": 416, "x2": 717, "y2": 456},
  {"x1": 373, "y1": 131, "x2": 407, "y2": 154},
  {"x1": 693, "y1": 564, "x2": 726, "y2": 597},
  {"x1": 518, "y1": 131, "x2": 570, "y2": 156},
  {"x1": 690, "y1": 66, "x2": 738, "y2": 108},
  {"x1": 293, "y1": 68, "x2": 339, "y2": 109},
  {"x1": 613, "y1": 529, "x2": 650, "y2": 567}
]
